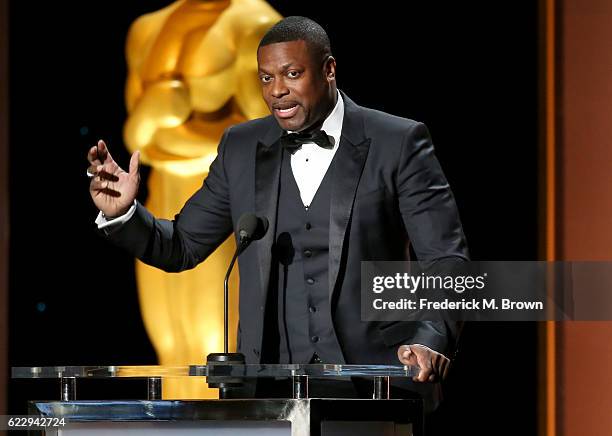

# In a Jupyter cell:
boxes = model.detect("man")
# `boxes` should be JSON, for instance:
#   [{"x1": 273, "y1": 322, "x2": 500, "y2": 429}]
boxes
[{"x1": 87, "y1": 16, "x2": 468, "y2": 408}]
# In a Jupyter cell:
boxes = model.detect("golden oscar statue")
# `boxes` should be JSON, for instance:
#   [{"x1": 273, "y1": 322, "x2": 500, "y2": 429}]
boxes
[{"x1": 122, "y1": 0, "x2": 280, "y2": 399}]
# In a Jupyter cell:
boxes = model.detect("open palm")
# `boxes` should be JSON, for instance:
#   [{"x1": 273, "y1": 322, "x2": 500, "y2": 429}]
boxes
[{"x1": 88, "y1": 140, "x2": 140, "y2": 218}]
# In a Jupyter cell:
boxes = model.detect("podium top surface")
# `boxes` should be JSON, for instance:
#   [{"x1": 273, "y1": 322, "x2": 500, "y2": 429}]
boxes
[{"x1": 12, "y1": 364, "x2": 419, "y2": 379}]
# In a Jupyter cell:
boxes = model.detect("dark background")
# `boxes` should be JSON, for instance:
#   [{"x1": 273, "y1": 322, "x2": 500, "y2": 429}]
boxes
[{"x1": 8, "y1": 1, "x2": 539, "y2": 435}]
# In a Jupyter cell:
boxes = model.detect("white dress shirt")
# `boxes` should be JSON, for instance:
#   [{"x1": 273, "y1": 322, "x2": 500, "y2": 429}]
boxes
[{"x1": 288, "y1": 90, "x2": 344, "y2": 208}]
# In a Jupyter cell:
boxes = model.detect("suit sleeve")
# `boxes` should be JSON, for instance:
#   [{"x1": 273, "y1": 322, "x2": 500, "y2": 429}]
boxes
[
  {"x1": 103, "y1": 128, "x2": 234, "y2": 272},
  {"x1": 396, "y1": 122, "x2": 468, "y2": 262},
  {"x1": 394, "y1": 121, "x2": 469, "y2": 356}
]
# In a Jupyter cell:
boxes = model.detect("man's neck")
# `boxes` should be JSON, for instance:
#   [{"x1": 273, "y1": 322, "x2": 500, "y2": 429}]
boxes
[{"x1": 303, "y1": 89, "x2": 339, "y2": 133}]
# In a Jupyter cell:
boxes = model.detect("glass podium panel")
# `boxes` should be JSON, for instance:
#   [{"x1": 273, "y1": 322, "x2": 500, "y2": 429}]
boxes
[
  {"x1": 12, "y1": 364, "x2": 419, "y2": 379},
  {"x1": 11, "y1": 365, "x2": 190, "y2": 379},
  {"x1": 195, "y1": 363, "x2": 419, "y2": 378}
]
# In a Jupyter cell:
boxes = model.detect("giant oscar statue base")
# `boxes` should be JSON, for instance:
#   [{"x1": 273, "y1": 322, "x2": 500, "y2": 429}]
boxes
[{"x1": 121, "y1": 0, "x2": 281, "y2": 399}]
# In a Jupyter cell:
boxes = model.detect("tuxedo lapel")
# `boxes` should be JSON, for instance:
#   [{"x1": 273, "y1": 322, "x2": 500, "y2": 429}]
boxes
[
  {"x1": 252, "y1": 94, "x2": 370, "y2": 304},
  {"x1": 255, "y1": 121, "x2": 283, "y2": 302},
  {"x1": 328, "y1": 93, "x2": 371, "y2": 302}
]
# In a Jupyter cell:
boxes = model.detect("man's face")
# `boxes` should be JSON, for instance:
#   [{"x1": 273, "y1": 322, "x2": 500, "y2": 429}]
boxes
[{"x1": 257, "y1": 40, "x2": 336, "y2": 132}]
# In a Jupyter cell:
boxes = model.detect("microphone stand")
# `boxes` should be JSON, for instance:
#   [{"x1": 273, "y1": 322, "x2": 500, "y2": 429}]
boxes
[
  {"x1": 223, "y1": 248, "x2": 240, "y2": 354},
  {"x1": 206, "y1": 237, "x2": 247, "y2": 399}
]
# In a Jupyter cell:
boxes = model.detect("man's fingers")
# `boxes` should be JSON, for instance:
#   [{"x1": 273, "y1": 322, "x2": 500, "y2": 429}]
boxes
[
  {"x1": 88, "y1": 166, "x2": 119, "y2": 182},
  {"x1": 414, "y1": 351, "x2": 433, "y2": 382},
  {"x1": 87, "y1": 145, "x2": 102, "y2": 165},
  {"x1": 399, "y1": 345, "x2": 453, "y2": 382},
  {"x1": 87, "y1": 140, "x2": 113, "y2": 168},
  {"x1": 398, "y1": 345, "x2": 411, "y2": 359},
  {"x1": 86, "y1": 164, "x2": 101, "y2": 177},
  {"x1": 414, "y1": 366, "x2": 433, "y2": 383},
  {"x1": 441, "y1": 358, "x2": 451, "y2": 380},
  {"x1": 96, "y1": 139, "x2": 110, "y2": 163},
  {"x1": 90, "y1": 172, "x2": 120, "y2": 190},
  {"x1": 397, "y1": 344, "x2": 454, "y2": 383},
  {"x1": 90, "y1": 178, "x2": 111, "y2": 191},
  {"x1": 398, "y1": 345, "x2": 416, "y2": 365},
  {"x1": 129, "y1": 150, "x2": 140, "y2": 177},
  {"x1": 98, "y1": 169, "x2": 119, "y2": 182}
]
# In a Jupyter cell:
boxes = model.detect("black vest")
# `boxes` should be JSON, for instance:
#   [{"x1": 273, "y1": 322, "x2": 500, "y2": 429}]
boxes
[{"x1": 265, "y1": 149, "x2": 345, "y2": 364}]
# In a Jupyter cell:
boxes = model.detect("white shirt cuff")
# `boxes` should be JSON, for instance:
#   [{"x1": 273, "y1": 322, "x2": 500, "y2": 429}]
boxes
[{"x1": 95, "y1": 200, "x2": 137, "y2": 229}]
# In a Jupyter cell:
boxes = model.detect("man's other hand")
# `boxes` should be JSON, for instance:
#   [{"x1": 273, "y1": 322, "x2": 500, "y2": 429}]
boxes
[{"x1": 397, "y1": 344, "x2": 450, "y2": 382}]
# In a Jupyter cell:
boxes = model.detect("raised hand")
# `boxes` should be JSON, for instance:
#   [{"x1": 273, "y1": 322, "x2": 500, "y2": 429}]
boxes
[{"x1": 87, "y1": 139, "x2": 140, "y2": 218}]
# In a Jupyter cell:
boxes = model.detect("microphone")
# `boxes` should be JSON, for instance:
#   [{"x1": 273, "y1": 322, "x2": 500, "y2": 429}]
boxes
[
  {"x1": 207, "y1": 213, "x2": 269, "y2": 398},
  {"x1": 237, "y1": 213, "x2": 269, "y2": 251}
]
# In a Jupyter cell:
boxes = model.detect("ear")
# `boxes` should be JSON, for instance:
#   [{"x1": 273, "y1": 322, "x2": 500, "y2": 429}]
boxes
[{"x1": 324, "y1": 56, "x2": 336, "y2": 82}]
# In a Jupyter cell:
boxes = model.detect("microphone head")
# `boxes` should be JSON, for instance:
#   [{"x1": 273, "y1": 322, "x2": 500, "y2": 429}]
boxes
[
  {"x1": 238, "y1": 213, "x2": 258, "y2": 239},
  {"x1": 237, "y1": 213, "x2": 269, "y2": 242}
]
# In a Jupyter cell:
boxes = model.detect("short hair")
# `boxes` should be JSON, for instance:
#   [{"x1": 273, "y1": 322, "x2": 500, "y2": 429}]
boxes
[{"x1": 258, "y1": 16, "x2": 332, "y2": 63}]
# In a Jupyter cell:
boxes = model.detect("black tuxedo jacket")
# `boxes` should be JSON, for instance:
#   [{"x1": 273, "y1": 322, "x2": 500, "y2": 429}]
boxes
[{"x1": 107, "y1": 91, "x2": 468, "y2": 367}]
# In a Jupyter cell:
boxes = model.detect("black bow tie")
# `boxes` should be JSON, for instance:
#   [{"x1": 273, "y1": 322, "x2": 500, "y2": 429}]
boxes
[{"x1": 280, "y1": 130, "x2": 333, "y2": 153}]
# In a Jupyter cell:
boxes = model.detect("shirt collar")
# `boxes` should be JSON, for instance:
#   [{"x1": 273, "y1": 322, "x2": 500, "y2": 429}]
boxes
[
  {"x1": 286, "y1": 90, "x2": 344, "y2": 148},
  {"x1": 320, "y1": 90, "x2": 344, "y2": 148}
]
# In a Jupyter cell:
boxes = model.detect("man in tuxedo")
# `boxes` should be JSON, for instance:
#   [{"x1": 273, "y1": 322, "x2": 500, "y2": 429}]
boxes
[{"x1": 87, "y1": 16, "x2": 468, "y2": 407}]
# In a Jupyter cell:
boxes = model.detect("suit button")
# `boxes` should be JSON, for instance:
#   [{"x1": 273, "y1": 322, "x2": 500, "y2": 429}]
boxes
[
  {"x1": 253, "y1": 348, "x2": 260, "y2": 357},
  {"x1": 309, "y1": 306, "x2": 317, "y2": 313},
  {"x1": 311, "y1": 335, "x2": 319, "y2": 343},
  {"x1": 305, "y1": 222, "x2": 312, "y2": 230},
  {"x1": 306, "y1": 277, "x2": 315, "y2": 285},
  {"x1": 304, "y1": 249, "x2": 312, "y2": 258}
]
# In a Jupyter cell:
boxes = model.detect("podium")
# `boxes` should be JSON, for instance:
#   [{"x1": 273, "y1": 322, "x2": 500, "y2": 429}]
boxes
[{"x1": 12, "y1": 364, "x2": 424, "y2": 436}]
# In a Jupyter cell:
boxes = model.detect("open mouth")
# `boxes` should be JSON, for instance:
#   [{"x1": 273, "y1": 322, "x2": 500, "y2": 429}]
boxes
[{"x1": 274, "y1": 104, "x2": 299, "y2": 119}]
